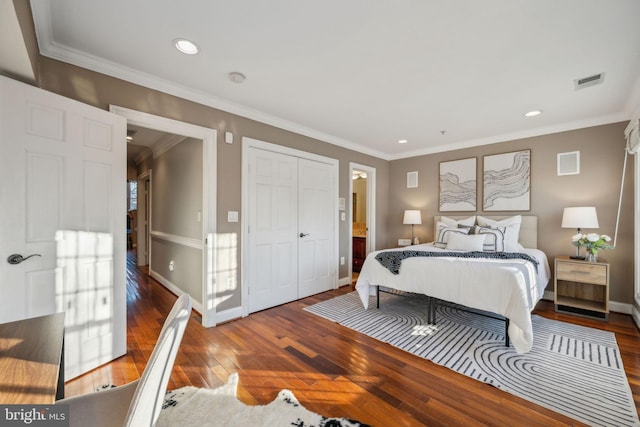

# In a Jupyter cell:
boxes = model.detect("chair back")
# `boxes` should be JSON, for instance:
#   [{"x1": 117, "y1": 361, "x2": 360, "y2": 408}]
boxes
[{"x1": 124, "y1": 293, "x2": 192, "y2": 427}]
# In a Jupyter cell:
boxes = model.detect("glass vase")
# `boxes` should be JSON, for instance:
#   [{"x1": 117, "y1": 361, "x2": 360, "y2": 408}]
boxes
[{"x1": 585, "y1": 250, "x2": 598, "y2": 263}]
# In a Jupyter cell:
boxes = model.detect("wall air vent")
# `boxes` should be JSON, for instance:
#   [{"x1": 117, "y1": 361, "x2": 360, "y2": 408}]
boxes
[{"x1": 574, "y1": 73, "x2": 605, "y2": 90}]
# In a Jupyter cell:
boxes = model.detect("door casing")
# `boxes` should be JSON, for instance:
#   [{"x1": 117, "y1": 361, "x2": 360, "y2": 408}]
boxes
[
  {"x1": 109, "y1": 106, "x2": 218, "y2": 327},
  {"x1": 349, "y1": 162, "x2": 377, "y2": 282}
]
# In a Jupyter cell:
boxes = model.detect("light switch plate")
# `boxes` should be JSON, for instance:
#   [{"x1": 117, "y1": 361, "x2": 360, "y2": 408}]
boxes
[{"x1": 227, "y1": 211, "x2": 239, "y2": 222}]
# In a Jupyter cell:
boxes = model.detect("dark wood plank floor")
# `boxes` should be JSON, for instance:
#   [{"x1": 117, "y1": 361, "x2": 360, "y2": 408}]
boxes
[{"x1": 66, "y1": 251, "x2": 640, "y2": 426}]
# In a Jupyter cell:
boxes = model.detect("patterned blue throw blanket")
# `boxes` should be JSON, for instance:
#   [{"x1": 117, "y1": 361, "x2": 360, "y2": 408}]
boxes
[{"x1": 375, "y1": 250, "x2": 539, "y2": 275}]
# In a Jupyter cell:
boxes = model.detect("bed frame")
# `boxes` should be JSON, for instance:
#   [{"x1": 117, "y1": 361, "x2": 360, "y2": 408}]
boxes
[{"x1": 376, "y1": 215, "x2": 538, "y2": 349}]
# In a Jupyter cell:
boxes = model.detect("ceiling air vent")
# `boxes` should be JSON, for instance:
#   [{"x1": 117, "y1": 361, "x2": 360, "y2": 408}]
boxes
[{"x1": 574, "y1": 73, "x2": 605, "y2": 90}]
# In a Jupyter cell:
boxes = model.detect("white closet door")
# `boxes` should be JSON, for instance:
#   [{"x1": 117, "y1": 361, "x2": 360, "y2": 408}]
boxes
[
  {"x1": 0, "y1": 75, "x2": 126, "y2": 380},
  {"x1": 298, "y1": 158, "x2": 335, "y2": 298},
  {"x1": 247, "y1": 148, "x2": 298, "y2": 313}
]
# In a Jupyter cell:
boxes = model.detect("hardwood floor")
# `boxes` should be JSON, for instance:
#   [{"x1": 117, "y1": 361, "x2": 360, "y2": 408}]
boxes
[{"x1": 66, "y1": 251, "x2": 640, "y2": 426}]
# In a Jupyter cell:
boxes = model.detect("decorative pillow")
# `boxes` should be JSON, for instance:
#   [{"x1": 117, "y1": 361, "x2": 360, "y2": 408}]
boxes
[
  {"x1": 475, "y1": 226, "x2": 506, "y2": 252},
  {"x1": 457, "y1": 224, "x2": 475, "y2": 234},
  {"x1": 433, "y1": 223, "x2": 470, "y2": 248},
  {"x1": 476, "y1": 215, "x2": 522, "y2": 252},
  {"x1": 445, "y1": 233, "x2": 485, "y2": 251},
  {"x1": 440, "y1": 215, "x2": 476, "y2": 228}
]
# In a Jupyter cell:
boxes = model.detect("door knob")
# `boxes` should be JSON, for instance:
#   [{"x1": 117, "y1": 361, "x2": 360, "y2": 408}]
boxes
[
  {"x1": 7, "y1": 253, "x2": 42, "y2": 265},
  {"x1": 299, "y1": 233, "x2": 309, "y2": 238}
]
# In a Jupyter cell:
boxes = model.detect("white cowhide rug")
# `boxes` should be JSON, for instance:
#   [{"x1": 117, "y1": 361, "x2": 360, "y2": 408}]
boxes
[{"x1": 156, "y1": 373, "x2": 369, "y2": 427}]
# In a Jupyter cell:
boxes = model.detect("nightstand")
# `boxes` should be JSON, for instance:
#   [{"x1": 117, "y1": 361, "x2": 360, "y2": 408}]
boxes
[{"x1": 554, "y1": 256, "x2": 609, "y2": 320}]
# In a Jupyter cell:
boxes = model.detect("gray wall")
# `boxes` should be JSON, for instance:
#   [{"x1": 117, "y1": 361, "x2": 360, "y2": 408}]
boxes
[
  {"x1": 388, "y1": 122, "x2": 634, "y2": 304},
  {"x1": 152, "y1": 138, "x2": 203, "y2": 239},
  {"x1": 149, "y1": 138, "x2": 203, "y2": 303}
]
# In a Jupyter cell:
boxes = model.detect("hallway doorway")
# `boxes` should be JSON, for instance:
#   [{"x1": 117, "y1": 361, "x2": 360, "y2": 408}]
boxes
[{"x1": 349, "y1": 163, "x2": 376, "y2": 284}]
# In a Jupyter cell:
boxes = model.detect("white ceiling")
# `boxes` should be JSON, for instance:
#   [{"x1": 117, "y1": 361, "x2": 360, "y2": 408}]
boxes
[{"x1": 30, "y1": 0, "x2": 640, "y2": 160}]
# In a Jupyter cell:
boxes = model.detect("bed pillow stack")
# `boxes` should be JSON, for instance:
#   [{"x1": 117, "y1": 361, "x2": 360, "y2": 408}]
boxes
[{"x1": 433, "y1": 215, "x2": 524, "y2": 252}]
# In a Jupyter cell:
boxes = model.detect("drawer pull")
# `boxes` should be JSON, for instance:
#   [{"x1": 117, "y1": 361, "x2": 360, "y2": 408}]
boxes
[{"x1": 571, "y1": 270, "x2": 591, "y2": 274}]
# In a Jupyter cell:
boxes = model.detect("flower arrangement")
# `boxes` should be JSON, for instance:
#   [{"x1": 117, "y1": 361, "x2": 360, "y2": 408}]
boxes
[{"x1": 572, "y1": 233, "x2": 613, "y2": 257}]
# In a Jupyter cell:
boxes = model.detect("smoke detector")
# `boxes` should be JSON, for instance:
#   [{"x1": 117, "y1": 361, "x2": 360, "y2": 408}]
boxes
[{"x1": 229, "y1": 72, "x2": 246, "y2": 84}]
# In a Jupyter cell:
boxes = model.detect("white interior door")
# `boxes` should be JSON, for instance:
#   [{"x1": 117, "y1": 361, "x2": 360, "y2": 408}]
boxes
[
  {"x1": 247, "y1": 148, "x2": 298, "y2": 313},
  {"x1": 298, "y1": 158, "x2": 335, "y2": 298},
  {"x1": 0, "y1": 75, "x2": 127, "y2": 380}
]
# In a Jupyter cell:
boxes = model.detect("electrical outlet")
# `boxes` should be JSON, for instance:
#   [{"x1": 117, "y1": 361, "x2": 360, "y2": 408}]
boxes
[
  {"x1": 340, "y1": 256, "x2": 345, "y2": 265},
  {"x1": 398, "y1": 239, "x2": 412, "y2": 246},
  {"x1": 169, "y1": 260, "x2": 175, "y2": 271}
]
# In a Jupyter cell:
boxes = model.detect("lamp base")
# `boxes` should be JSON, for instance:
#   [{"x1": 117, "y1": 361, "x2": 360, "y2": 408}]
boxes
[{"x1": 570, "y1": 255, "x2": 586, "y2": 260}]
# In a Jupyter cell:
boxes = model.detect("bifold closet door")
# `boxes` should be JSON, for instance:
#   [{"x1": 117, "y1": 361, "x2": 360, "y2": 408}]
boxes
[{"x1": 247, "y1": 149, "x2": 335, "y2": 313}]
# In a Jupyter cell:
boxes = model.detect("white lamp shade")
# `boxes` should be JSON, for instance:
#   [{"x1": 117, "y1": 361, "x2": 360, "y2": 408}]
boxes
[
  {"x1": 403, "y1": 210, "x2": 422, "y2": 225},
  {"x1": 561, "y1": 207, "x2": 599, "y2": 229}
]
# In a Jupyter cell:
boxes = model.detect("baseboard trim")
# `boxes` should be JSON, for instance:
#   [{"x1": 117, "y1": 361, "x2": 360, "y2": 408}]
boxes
[
  {"x1": 216, "y1": 307, "x2": 243, "y2": 324},
  {"x1": 149, "y1": 269, "x2": 204, "y2": 315},
  {"x1": 338, "y1": 276, "x2": 352, "y2": 287}
]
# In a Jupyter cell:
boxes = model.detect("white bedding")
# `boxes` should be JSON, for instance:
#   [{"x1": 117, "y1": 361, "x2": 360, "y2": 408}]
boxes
[{"x1": 355, "y1": 243, "x2": 551, "y2": 353}]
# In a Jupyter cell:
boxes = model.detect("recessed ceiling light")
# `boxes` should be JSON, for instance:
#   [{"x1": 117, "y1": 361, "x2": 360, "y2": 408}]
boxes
[
  {"x1": 398, "y1": 139, "x2": 408, "y2": 144},
  {"x1": 174, "y1": 38, "x2": 199, "y2": 55},
  {"x1": 229, "y1": 72, "x2": 246, "y2": 83},
  {"x1": 524, "y1": 110, "x2": 542, "y2": 117}
]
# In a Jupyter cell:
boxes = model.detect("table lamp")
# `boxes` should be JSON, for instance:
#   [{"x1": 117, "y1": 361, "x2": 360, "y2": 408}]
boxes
[
  {"x1": 561, "y1": 206, "x2": 599, "y2": 259},
  {"x1": 403, "y1": 210, "x2": 422, "y2": 245}
]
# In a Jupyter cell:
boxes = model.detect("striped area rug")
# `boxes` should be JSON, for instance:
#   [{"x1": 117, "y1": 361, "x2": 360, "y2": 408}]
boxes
[{"x1": 304, "y1": 292, "x2": 639, "y2": 427}]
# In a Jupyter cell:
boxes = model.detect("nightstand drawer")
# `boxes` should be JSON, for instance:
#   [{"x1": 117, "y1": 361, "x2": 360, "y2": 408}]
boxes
[{"x1": 556, "y1": 262, "x2": 607, "y2": 285}]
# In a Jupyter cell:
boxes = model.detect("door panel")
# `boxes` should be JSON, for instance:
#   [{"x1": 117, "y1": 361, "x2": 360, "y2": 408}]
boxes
[
  {"x1": 298, "y1": 159, "x2": 335, "y2": 298},
  {"x1": 247, "y1": 148, "x2": 298, "y2": 313},
  {"x1": 0, "y1": 75, "x2": 126, "y2": 380}
]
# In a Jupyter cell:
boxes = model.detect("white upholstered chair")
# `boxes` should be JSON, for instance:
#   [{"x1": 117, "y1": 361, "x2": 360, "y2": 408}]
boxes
[{"x1": 57, "y1": 293, "x2": 192, "y2": 427}]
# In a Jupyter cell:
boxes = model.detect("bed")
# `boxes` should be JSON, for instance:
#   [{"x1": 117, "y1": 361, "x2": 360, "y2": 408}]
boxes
[{"x1": 354, "y1": 215, "x2": 551, "y2": 354}]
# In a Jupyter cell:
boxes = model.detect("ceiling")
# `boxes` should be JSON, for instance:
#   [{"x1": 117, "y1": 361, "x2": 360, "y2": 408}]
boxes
[{"x1": 28, "y1": 0, "x2": 640, "y2": 160}]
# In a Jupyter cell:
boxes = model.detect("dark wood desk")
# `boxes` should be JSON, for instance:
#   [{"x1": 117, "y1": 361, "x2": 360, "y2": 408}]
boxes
[{"x1": 0, "y1": 312, "x2": 65, "y2": 404}]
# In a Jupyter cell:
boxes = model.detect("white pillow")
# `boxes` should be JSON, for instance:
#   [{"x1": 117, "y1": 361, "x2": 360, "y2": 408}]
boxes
[
  {"x1": 475, "y1": 226, "x2": 506, "y2": 252},
  {"x1": 434, "y1": 223, "x2": 470, "y2": 248},
  {"x1": 476, "y1": 215, "x2": 521, "y2": 251},
  {"x1": 445, "y1": 233, "x2": 485, "y2": 251},
  {"x1": 440, "y1": 215, "x2": 476, "y2": 228}
]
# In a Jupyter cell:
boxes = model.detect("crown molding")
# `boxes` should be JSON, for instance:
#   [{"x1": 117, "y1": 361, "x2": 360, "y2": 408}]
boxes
[{"x1": 388, "y1": 112, "x2": 630, "y2": 160}]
